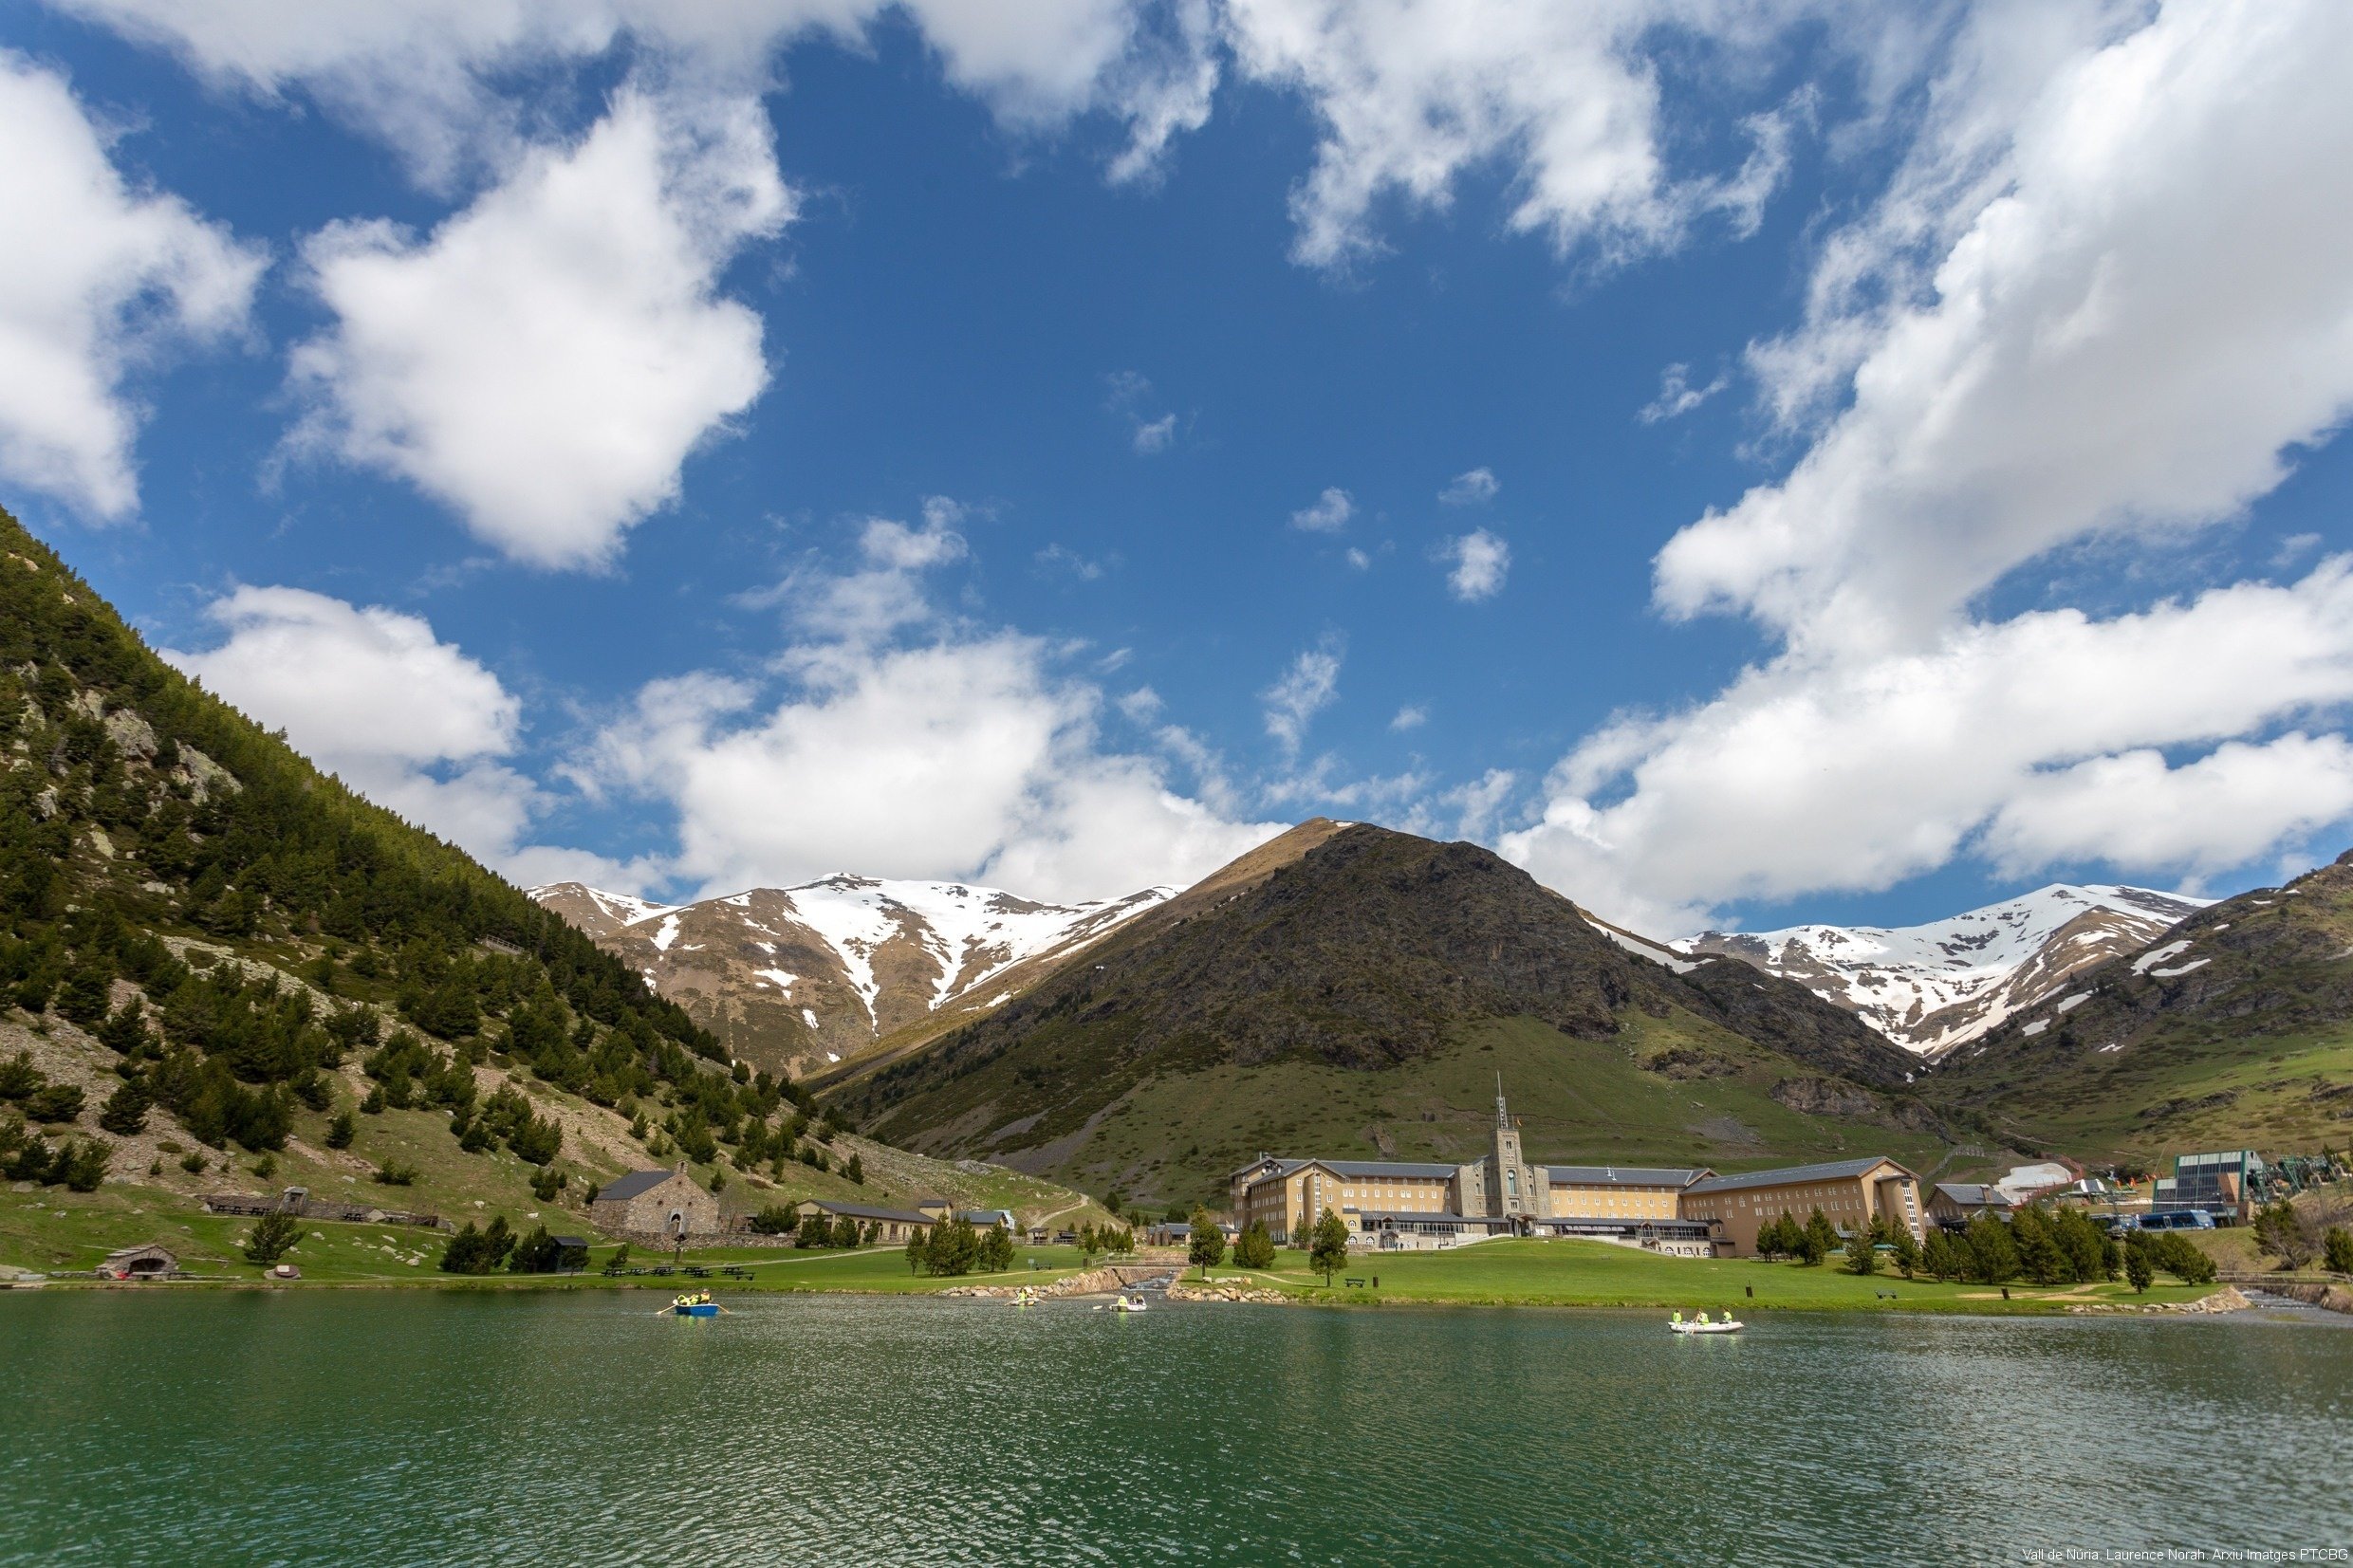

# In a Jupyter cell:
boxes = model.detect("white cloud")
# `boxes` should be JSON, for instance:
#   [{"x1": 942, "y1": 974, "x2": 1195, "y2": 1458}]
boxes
[
  {"x1": 1499, "y1": 0, "x2": 2353, "y2": 930},
  {"x1": 162, "y1": 584, "x2": 544, "y2": 860},
  {"x1": 572, "y1": 502, "x2": 1285, "y2": 901},
  {"x1": 53, "y1": 0, "x2": 1217, "y2": 189},
  {"x1": 1261, "y1": 638, "x2": 1343, "y2": 753},
  {"x1": 1438, "y1": 466, "x2": 1496, "y2": 506},
  {"x1": 1344, "y1": 546, "x2": 1371, "y2": 570},
  {"x1": 1637, "y1": 362, "x2": 1725, "y2": 424},
  {"x1": 1442, "y1": 528, "x2": 1509, "y2": 601},
  {"x1": 0, "y1": 53, "x2": 263, "y2": 519},
  {"x1": 583, "y1": 636, "x2": 1282, "y2": 902},
  {"x1": 1657, "y1": 0, "x2": 2353, "y2": 653},
  {"x1": 1979, "y1": 735, "x2": 2353, "y2": 883},
  {"x1": 289, "y1": 89, "x2": 788, "y2": 569},
  {"x1": 1504, "y1": 562, "x2": 2353, "y2": 932},
  {"x1": 1131, "y1": 412, "x2": 1177, "y2": 453},
  {"x1": 1289, "y1": 486, "x2": 1353, "y2": 532},
  {"x1": 1389, "y1": 704, "x2": 1426, "y2": 732},
  {"x1": 1220, "y1": 0, "x2": 1824, "y2": 270}
]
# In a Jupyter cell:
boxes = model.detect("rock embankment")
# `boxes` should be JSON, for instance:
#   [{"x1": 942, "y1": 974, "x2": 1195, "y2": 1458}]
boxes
[
  {"x1": 1166, "y1": 1279, "x2": 1289, "y2": 1305},
  {"x1": 2065, "y1": 1285, "x2": 2251, "y2": 1316},
  {"x1": 942, "y1": 1264, "x2": 1176, "y2": 1299}
]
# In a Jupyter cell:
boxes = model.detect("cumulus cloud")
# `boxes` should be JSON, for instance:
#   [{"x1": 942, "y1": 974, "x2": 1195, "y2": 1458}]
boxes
[
  {"x1": 1637, "y1": 362, "x2": 1725, "y2": 424},
  {"x1": 53, "y1": 0, "x2": 1220, "y2": 189},
  {"x1": 0, "y1": 53, "x2": 263, "y2": 519},
  {"x1": 1505, "y1": 562, "x2": 2353, "y2": 932},
  {"x1": 1438, "y1": 467, "x2": 1496, "y2": 506},
  {"x1": 162, "y1": 584, "x2": 542, "y2": 855},
  {"x1": 1390, "y1": 704, "x2": 1426, "y2": 732},
  {"x1": 1493, "y1": 1, "x2": 2353, "y2": 931},
  {"x1": 1658, "y1": 0, "x2": 2353, "y2": 653},
  {"x1": 573, "y1": 501, "x2": 1285, "y2": 901},
  {"x1": 1288, "y1": 486, "x2": 1353, "y2": 532},
  {"x1": 288, "y1": 89, "x2": 788, "y2": 569},
  {"x1": 1261, "y1": 638, "x2": 1343, "y2": 753},
  {"x1": 1442, "y1": 528, "x2": 1509, "y2": 601},
  {"x1": 1221, "y1": 0, "x2": 1825, "y2": 270}
]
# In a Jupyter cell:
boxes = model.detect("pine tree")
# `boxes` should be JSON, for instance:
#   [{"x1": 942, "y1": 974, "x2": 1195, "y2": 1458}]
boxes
[
  {"x1": 1236, "y1": 1220, "x2": 1275, "y2": 1269},
  {"x1": 905, "y1": 1229, "x2": 927, "y2": 1275},
  {"x1": 324, "y1": 1110, "x2": 356, "y2": 1150},
  {"x1": 1845, "y1": 1228, "x2": 1876, "y2": 1276},
  {"x1": 2125, "y1": 1246, "x2": 2154, "y2": 1294},
  {"x1": 1800, "y1": 1208, "x2": 1835, "y2": 1266},
  {"x1": 98, "y1": 1079, "x2": 151, "y2": 1135},
  {"x1": 243, "y1": 1210, "x2": 301, "y2": 1265},
  {"x1": 2324, "y1": 1226, "x2": 2353, "y2": 1276},
  {"x1": 1890, "y1": 1227, "x2": 1920, "y2": 1280}
]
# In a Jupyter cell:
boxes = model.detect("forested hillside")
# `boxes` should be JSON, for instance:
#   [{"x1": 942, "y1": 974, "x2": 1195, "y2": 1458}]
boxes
[{"x1": 0, "y1": 508, "x2": 1035, "y2": 1257}]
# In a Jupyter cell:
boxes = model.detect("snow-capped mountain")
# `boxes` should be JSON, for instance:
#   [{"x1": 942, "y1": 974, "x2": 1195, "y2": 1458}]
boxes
[
  {"x1": 1679, "y1": 884, "x2": 2208, "y2": 1057},
  {"x1": 529, "y1": 876, "x2": 1174, "y2": 1078}
]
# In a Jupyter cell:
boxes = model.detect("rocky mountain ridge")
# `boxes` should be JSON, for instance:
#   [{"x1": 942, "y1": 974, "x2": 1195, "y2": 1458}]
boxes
[
  {"x1": 529, "y1": 876, "x2": 1173, "y2": 1079},
  {"x1": 1681, "y1": 884, "x2": 2207, "y2": 1056}
]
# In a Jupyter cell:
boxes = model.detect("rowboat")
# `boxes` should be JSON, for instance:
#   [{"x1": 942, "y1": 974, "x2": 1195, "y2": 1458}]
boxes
[
  {"x1": 1669, "y1": 1318, "x2": 1742, "y2": 1334},
  {"x1": 674, "y1": 1302, "x2": 719, "y2": 1317}
]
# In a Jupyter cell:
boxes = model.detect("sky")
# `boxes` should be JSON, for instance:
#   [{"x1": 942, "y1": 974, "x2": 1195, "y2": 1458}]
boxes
[{"x1": 5, "y1": 0, "x2": 2353, "y2": 938}]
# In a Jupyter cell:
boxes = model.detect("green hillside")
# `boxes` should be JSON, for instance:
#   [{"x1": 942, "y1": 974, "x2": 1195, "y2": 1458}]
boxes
[
  {"x1": 843, "y1": 824, "x2": 1965, "y2": 1207},
  {"x1": 1926, "y1": 851, "x2": 2353, "y2": 1162},
  {"x1": 0, "y1": 509, "x2": 1099, "y2": 1275}
]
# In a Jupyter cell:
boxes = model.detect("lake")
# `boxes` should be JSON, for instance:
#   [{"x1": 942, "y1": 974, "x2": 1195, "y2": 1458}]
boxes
[{"x1": 1, "y1": 1292, "x2": 2346, "y2": 1565}]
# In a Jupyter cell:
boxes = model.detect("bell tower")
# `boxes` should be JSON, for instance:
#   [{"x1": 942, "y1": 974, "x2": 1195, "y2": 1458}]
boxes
[{"x1": 1491, "y1": 1074, "x2": 1526, "y2": 1214}]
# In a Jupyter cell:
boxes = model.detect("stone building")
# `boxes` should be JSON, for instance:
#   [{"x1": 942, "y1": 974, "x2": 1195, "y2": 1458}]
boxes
[
  {"x1": 1678, "y1": 1156, "x2": 1926, "y2": 1255},
  {"x1": 589, "y1": 1166, "x2": 720, "y2": 1242}
]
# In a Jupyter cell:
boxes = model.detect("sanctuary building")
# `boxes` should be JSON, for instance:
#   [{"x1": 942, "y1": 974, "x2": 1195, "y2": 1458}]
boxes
[{"x1": 1230, "y1": 1083, "x2": 1923, "y2": 1257}]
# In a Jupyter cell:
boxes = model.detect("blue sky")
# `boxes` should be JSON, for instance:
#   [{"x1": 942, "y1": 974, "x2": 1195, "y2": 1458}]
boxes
[{"x1": 6, "y1": 1, "x2": 2353, "y2": 935}]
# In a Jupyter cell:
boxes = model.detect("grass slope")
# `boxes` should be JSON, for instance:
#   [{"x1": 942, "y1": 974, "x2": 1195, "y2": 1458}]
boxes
[
  {"x1": 1929, "y1": 851, "x2": 2353, "y2": 1161},
  {"x1": 896, "y1": 1014, "x2": 1955, "y2": 1209}
]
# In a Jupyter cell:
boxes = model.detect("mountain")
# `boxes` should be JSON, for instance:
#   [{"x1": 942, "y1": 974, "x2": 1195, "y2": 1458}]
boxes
[
  {"x1": 836, "y1": 822, "x2": 1959, "y2": 1208},
  {"x1": 1682, "y1": 885, "x2": 2208, "y2": 1057},
  {"x1": 528, "y1": 876, "x2": 1172, "y2": 1079},
  {"x1": 1924, "y1": 851, "x2": 2353, "y2": 1161},
  {"x1": 0, "y1": 508, "x2": 1099, "y2": 1276}
]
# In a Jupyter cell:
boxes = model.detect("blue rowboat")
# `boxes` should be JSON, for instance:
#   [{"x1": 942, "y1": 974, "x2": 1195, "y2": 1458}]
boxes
[{"x1": 674, "y1": 1302, "x2": 719, "y2": 1318}]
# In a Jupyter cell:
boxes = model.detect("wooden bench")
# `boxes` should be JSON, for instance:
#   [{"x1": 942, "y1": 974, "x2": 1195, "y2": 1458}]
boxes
[{"x1": 1343, "y1": 1278, "x2": 1366, "y2": 1288}]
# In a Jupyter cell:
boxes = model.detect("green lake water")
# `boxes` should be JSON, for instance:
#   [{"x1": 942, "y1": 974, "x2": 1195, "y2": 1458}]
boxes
[{"x1": 1, "y1": 1292, "x2": 2347, "y2": 1565}]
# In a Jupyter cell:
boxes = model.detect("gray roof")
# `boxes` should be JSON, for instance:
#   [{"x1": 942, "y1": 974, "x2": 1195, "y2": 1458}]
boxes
[
  {"x1": 1931, "y1": 1183, "x2": 2013, "y2": 1208},
  {"x1": 1238, "y1": 1158, "x2": 1456, "y2": 1185},
  {"x1": 594, "y1": 1170, "x2": 682, "y2": 1204},
  {"x1": 1684, "y1": 1156, "x2": 1915, "y2": 1196},
  {"x1": 805, "y1": 1199, "x2": 934, "y2": 1225},
  {"x1": 1544, "y1": 1166, "x2": 1710, "y2": 1189}
]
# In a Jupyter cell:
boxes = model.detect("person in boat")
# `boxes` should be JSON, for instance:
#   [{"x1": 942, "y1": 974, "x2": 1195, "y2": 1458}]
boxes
[
  {"x1": 1671, "y1": 1310, "x2": 1683, "y2": 1326},
  {"x1": 1695, "y1": 1311, "x2": 1709, "y2": 1325}
]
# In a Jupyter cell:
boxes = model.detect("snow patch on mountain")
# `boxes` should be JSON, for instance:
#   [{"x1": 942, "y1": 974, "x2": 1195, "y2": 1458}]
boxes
[{"x1": 1679, "y1": 884, "x2": 2207, "y2": 1056}]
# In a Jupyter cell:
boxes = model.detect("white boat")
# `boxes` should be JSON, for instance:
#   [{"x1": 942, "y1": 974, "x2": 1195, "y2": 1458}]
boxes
[
  {"x1": 1092, "y1": 1295, "x2": 1149, "y2": 1313},
  {"x1": 1669, "y1": 1318, "x2": 1742, "y2": 1334}
]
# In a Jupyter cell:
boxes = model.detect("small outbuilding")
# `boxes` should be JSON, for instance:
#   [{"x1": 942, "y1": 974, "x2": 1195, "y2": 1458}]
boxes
[
  {"x1": 793, "y1": 1199, "x2": 934, "y2": 1245},
  {"x1": 1927, "y1": 1182, "x2": 2016, "y2": 1229},
  {"x1": 589, "y1": 1165, "x2": 721, "y2": 1242},
  {"x1": 99, "y1": 1243, "x2": 178, "y2": 1281}
]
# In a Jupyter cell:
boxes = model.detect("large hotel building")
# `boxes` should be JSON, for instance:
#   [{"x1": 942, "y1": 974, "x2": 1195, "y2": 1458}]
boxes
[{"x1": 1229, "y1": 1084, "x2": 1924, "y2": 1256}]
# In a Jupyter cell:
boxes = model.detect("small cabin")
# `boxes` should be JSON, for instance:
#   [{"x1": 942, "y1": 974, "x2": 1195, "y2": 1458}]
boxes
[
  {"x1": 548, "y1": 1236, "x2": 591, "y2": 1273},
  {"x1": 99, "y1": 1243, "x2": 178, "y2": 1281}
]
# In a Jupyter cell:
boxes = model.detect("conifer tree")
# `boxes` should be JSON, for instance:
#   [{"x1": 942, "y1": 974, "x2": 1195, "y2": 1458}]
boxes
[{"x1": 1188, "y1": 1208, "x2": 1226, "y2": 1279}]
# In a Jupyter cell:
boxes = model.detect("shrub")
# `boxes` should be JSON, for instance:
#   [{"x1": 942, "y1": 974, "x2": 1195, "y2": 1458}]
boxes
[
  {"x1": 748, "y1": 1205, "x2": 797, "y2": 1235},
  {"x1": 178, "y1": 1151, "x2": 207, "y2": 1174},
  {"x1": 439, "y1": 1217, "x2": 515, "y2": 1274},
  {"x1": 98, "y1": 1079, "x2": 151, "y2": 1136},
  {"x1": 373, "y1": 1160, "x2": 419, "y2": 1187},
  {"x1": 324, "y1": 1110, "x2": 355, "y2": 1150}
]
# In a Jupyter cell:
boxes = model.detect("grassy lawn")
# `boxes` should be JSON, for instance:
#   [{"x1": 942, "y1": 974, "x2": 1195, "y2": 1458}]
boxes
[{"x1": 1188, "y1": 1238, "x2": 2218, "y2": 1316}]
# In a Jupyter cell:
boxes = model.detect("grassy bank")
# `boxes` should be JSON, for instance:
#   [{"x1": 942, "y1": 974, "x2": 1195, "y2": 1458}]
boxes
[{"x1": 1186, "y1": 1239, "x2": 2220, "y2": 1315}]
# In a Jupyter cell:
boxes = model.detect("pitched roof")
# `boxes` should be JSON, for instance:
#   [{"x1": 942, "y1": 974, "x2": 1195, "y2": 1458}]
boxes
[
  {"x1": 1931, "y1": 1183, "x2": 2013, "y2": 1208},
  {"x1": 1684, "y1": 1156, "x2": 1915, "y2": 1196},
  {"x1": 1544, "y1": 1166, "x2": 1711, "y2": 1189},
  {"x1": 593, "y1": 1170, "x2": 682, "y2": 1204}
]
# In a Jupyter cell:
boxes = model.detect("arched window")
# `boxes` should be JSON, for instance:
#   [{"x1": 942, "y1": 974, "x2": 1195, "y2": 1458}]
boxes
[{"x1": 1506, "y1": 1169, "x2": 1518, "y2": 1198}]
